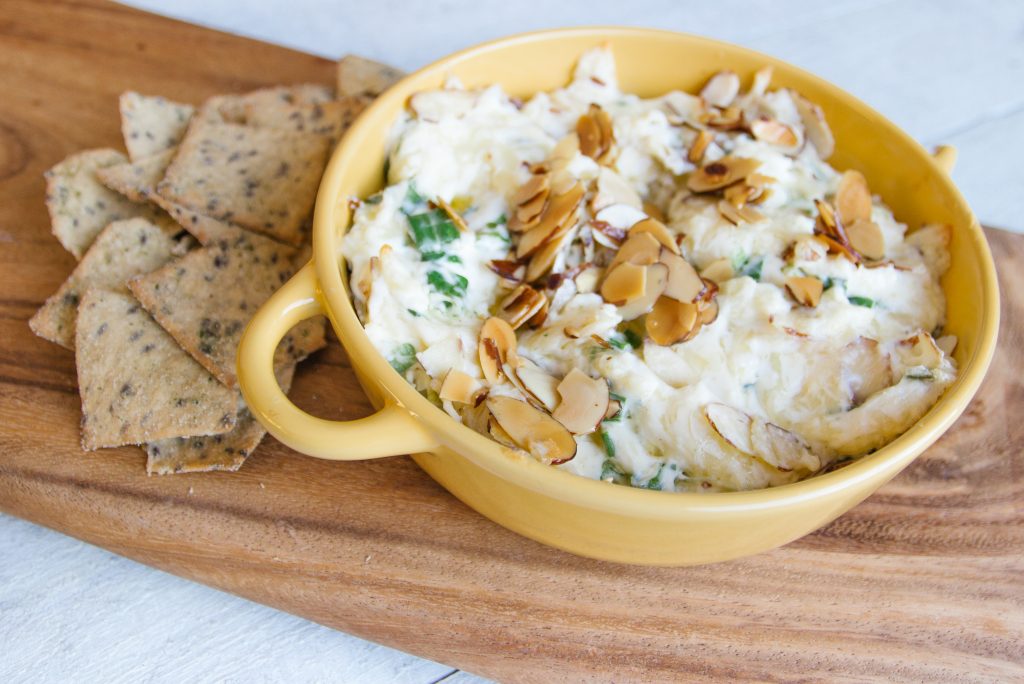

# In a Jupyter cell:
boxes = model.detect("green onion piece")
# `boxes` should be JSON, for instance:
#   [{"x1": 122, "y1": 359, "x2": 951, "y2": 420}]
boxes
[
  {"x1": 600, "y1": 429, "x2": 616, "y2": 459},
  {"x1": 741, "y1": 256, "x2": 764, "y2": 281},
  {"x1": 848, "y1": 295, "x2": 874, "y2": 308},
  {"x1": 388, "y1": 343, "x2": 417, "y2": 373},
  {"x1": 427, "y1": 270, "x2": 468, "y2": 299}
]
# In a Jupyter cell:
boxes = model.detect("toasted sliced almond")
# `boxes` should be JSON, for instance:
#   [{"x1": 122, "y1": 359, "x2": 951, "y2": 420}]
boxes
[
  {"x1": 643, "y1": 201, "x2": 666, "y2": 223},
  {"x1": 687, "y1": 156, "x2": 762, "y2": 193},
  {"x1": 704, "y1": 403, "x2": 755, "y2": 454},
  {"x1": 552, "y1": 369, "x2": 609, "y2": 435},
  {"x1": 617, "y1": 262, "x2": 668, "y2": 321},
  {"x1": 462, "y1": 400, "x2": 491, "y2": 435},
  {"x1": 702, "y1": 105, "x2": 744, "y2": 130},
  {"x1": 794, "y1": 92, "x2": 834, "y2": 159},
  {"x1": 515, "y1": 182, "x2": 584, "y2": 258},
  {"x1": 525, "y1": 229, "x2": 572, "y2": 283},
  {"x1": 718, "y1": 199, "x2": 745, "y2": 226},
  {"x1": 574, "y1": 265, "x2": 600, "y2": 294},
  {"x1": 785, "y1": 276, "x2": 823, "y2": 307},
  {"x1": 630, "y1": 218, "x2": 679, "y2": 255},
  {"x1": 600, "y1": 262, "x2": 647, "y2": 305},
  {"x1": 478, "y1": 317, "x2": 517, "y2": 383},
  {"x1": 591, "y1": 220, "x2": 626, "y2": 249},
  {"x1": 750, "y1": 66, "x2": 773, "y2": 96},
  {"x1": 747, "y1": 173, "x2": 776, "y2": 189},
  {"x1": 512, "y1": 172, "x2": 550, "y2": 207},
  {"x1": 836, "y1": 170, "x2": 872, "y2": 225},
  {"x1": 515, "y1": 191, "x2": 548, "y2": 226},
  {"x1": 489, "y1": 259, "x2": 525, "y2": 282},
  {"x1": 750, "y1": 118, "x2": 798, "y2": 147},
  {"x1": 528, "y1": 296, "x2": 550, "y2": 328},
  {"x1": 700, "y1": 258, "x2": 733, "y2": 284},
  {"x1": 701, "y1": 71, "x2": 740, "y2": 108},
  {"x1": 577, "y1": 104, "x2": 615, "y2": 164},
  {"x1": 498, "y1": 284, "x2": 547, "y2": 330},
  {"x1": 592, "y1": 167, "x2": 642, "y2": 212},
  {"x1": 513, "y1": 358, "x2": 560, "y2": 412},
  {"x1": 646, "y1": 296, "x2": 699, "y2": 346},
  {"x1": 550, "y1": 133, "x2": 580, "y2": 168},
  {"x1": 842, "y1": 337, "x2": 892, "y2": 406},
  {"x1": 487, "y1": 395, "x2": 577, "y2": 463},
  {"x1": 724, "y1": 182, "x2": 756, "y2": 208},
  {"x1": 814, "y1": 233, "x2": 861, "y2": 264},
  {"x1": 439, "y1": 369, "x2": 482, "y2": 404},
  {"x1": 749, "y1": 420, "x2": 820, "y2": 472},
  {"x1": 660, "y1": 249, "x2": 704, "y2": 302},
  {"x1": 608, "y1": 231, "x2": 662, "y2": 270},
  {"x1": 846, "y1": 218, "x2": 885, "y2": 260},
  {"x1": 786, "y1": 236, "x2": 827, "y2": 263},
  {"x1": 488, "y1": 414, "x2": 518, "y2": 448},
  {"x1": 688, "y1": 129, "x2": 714, "y2": 164},
  {"x1": 698, "y1": 297, "x2": 719, "y2": 326},
  {"x1": 595, "y1": 203, "x2": 647, "y2": 230},
  {"x1": 899, "y1": 332, "x2": 943, "y2": 370},
  {"x1": 437, "y1": 198, "x2": 469, "y2": 232}
]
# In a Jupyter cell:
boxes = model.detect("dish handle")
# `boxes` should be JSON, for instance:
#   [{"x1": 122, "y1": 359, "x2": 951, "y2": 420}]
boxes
[
  {"x1": 932, "y1": 145, "x2": 957, "y2": 174},
  {"x1": 237, "y1": 262, "x2": 440, "y2": 460}
]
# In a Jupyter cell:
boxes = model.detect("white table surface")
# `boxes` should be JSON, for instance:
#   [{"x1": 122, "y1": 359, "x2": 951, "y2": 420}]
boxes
[{"x1": 4, "y1": 1, "x2": 1022, "y2": 682}]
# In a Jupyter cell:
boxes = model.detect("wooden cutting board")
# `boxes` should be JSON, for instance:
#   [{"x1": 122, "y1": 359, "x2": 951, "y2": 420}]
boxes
[{"x1": 1, "y1": 2, "x2": 1021, "y2": 681}]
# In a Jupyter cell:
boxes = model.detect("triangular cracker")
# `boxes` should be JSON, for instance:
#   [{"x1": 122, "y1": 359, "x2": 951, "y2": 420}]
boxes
[
  {"x1": 336, "y1": 55, "x2": 403, "y2": 97},
  {"x1": 119, "y1": 91, "x2": 195, "y2": 162},
  {"x1": 76, "y1": 290, "x2": 237, "y2": 450},
  {"x1": 150, "y1": 194, "x2": 252, "y2": 245},
  {"x1": 146, "y1": 363, "x2": 296, "y2": 475},
  {"x1": 200, "y1": 84, "x2": 334, "y2": 124},
  {"x1": 44, "y1": 149, "x2": 162, "y2": 259},
  {"x1": 243, "y1": 99, "x2": 350, "y2": 138},
  {"x1": 128, "y1": 232, "x2": 325, "y2": 388},
  {"x1": 95, "y1": 149, "x2": 176, "y2": 203},
  {"x1": 156, "y1": 118, "x2": 330, "y2": 244},
  {"x1": 30, "y1": 217, "x2": 184, "y2": 349}
]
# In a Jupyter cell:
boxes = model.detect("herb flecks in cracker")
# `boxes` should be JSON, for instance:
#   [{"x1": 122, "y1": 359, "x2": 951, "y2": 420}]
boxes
[
  {"x1": 156, "y1": 119, "x2": 330, "y2": 245},
  {"x1": 30, "y1": 217, "x2": 184, "y2": 349},
  {"x1": 95, "y1": 149, "x2": 176, "y2": 203},
  {"x1": 45, "y1": 149, "x2": 162, "y2": 259},
  {"x1": 119, "y1": 92, "x2": 195, "y2": 162},
  {"x1": 146, "y1": 364, "x2": 296, "y2": 475},
  {"x1": 128, "y1": 232, "x2": 323, "y2": 388},
  {"x1": 75, "y1": 290, "x2": 237, "y2": 450},
  {"x1": 336, "y1": 55, "x2": 404, "y2": 98}
]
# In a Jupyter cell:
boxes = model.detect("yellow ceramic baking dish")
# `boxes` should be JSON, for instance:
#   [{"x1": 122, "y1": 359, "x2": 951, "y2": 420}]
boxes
[{"x1": 237, "y1": 28, "x2": 999, "y2": 566}]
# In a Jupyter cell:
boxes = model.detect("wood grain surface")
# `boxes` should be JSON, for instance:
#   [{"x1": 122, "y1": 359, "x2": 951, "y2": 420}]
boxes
[{"x1": 0, "y1": 2, "x2": 1022, "y2": 681}]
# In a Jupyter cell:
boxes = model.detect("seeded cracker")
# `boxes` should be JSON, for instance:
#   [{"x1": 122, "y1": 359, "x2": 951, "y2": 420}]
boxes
[
  {"x1": 128, "y1": 232, "x2": 325, "y2": 388},
  {"x1": 76, "y1": 290, "x2": 236, "y2": 450},
  {"x1": 243, "y1": 99, "x2": 351, "y2": 139},
  {"x1": 119, "y1": 92, "x2": 195, "y2": 162},
  {"x1": 45, "y1": 149, "x2": 163, "y2": 259},
  {"x1": 156, "y1": 119, "x2": 330, "y2": 244},
  {"x1": 150, "y1": 193, "x2": 253, "y2": 245},
  {"x1": 336, "y1": 55, "x2": 404, "y2": 97},
  {"x1": 201, "y1": 84, "x2": 334, "y2": 124},
  {"x1": 146, "y1": 363, "x2": 296, "y2": 475},
  {"x1": 95, "y1": 149, "x2": 176, "y2": 203},
  {"x1": 30, "y1": 217, "x2": 184, "y2": 349}
]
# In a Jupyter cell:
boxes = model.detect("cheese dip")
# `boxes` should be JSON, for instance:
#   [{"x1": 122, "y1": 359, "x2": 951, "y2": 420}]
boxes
[{"x1": 342, "y1": 48, "x2": 956, "y2": 493}]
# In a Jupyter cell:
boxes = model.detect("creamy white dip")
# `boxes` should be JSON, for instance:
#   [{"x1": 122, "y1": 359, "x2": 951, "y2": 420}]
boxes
[{"x1": 342, "y1": 48, "x2": 956, "y2": 492}]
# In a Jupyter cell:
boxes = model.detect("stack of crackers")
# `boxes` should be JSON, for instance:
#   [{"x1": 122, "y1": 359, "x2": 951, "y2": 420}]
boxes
[{"x1": 29, "y1": 55, "x2": 403, "y2": 475}]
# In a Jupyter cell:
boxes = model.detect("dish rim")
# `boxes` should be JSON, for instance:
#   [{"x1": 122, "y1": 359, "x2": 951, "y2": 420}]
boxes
[{"x1": 310, "y1": 26, "x2": 1000, "y2": 516}]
